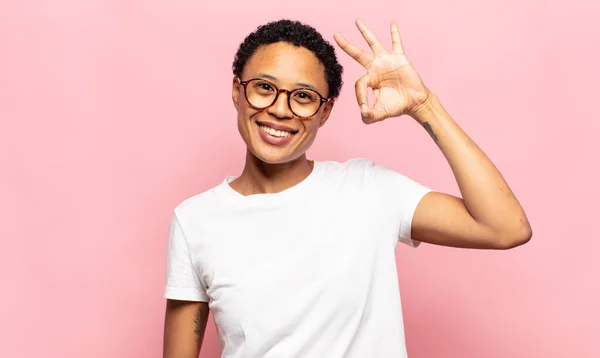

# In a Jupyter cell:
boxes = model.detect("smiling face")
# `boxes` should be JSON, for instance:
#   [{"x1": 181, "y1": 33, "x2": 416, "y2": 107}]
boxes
[{"x1": 232, "y1": 42, "x2": 334, "y2": 164}]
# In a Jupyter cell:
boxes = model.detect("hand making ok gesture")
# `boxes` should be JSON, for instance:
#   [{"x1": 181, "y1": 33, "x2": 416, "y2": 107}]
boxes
[{"x1": 334, "y1": 19, "x2": 432, "y2": 124}]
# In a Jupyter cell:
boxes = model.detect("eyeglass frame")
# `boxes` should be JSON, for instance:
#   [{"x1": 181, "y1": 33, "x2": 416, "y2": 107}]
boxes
[{"x1": 237, "y1": 77, "x2": 331, "y2": 119}]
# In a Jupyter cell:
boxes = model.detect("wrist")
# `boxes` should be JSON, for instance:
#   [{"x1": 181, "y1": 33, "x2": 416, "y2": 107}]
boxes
[{"x1": 409, "y1": 92, "x2": 442, "y2": 124}]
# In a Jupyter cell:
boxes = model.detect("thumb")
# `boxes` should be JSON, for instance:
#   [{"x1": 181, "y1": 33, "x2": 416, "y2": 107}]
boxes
[
  {"x1": 360, "y1": 104, "x2": 374, "y2": 124},
  {"x1": 356, "y1": 74, "x2": 377, "y2": 123},
  {"x1": 361, "y1": 89, "x2": 388, "y2": 124}
]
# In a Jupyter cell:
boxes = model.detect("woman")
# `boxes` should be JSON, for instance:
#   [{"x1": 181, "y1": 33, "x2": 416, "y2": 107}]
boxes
[{"x1": 163, "y1": 18, "x2": 531, "y2": 358}]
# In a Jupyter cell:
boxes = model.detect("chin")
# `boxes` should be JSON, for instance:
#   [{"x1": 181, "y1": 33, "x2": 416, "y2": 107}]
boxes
[{"x1": 249, "y1": 147, "x2": 304, "y2": 165}]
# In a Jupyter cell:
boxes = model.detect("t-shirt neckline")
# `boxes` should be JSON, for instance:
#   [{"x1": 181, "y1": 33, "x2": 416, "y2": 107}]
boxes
[{"x1": 214, "y1": 160, "x2": 324, "y2": 206}]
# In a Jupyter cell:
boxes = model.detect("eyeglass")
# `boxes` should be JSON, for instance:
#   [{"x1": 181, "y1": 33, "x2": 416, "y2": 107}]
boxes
[{"x1": 238, "y1": 77, "x2": 330, "y2": 118}]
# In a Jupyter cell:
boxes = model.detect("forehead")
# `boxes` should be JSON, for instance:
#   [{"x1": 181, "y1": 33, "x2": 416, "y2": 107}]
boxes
[{"x1": 242, "y1": 42, "x2": 328, "y2": 92}]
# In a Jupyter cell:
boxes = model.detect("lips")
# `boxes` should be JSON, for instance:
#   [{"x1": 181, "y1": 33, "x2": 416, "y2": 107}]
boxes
[
  {"x1": 256, "y1": 120, "x2": 299, "y2": 134},
  {"x1": 255, "y1": 121, "x2": 297, "y2": 146}
]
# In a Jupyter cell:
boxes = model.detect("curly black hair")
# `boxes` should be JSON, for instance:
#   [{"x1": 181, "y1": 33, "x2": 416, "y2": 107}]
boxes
[{"x1": 232, "y1": 19, "x2": 344, "y2": 99}]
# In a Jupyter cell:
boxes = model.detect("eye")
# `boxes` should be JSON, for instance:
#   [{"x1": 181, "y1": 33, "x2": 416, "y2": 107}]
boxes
[
  {"x1": 254, "y1": 81, "x2": 275, "y2": 93},
  {"x1": 293, "y1": 90, "x2": 315, "y2": 102}
]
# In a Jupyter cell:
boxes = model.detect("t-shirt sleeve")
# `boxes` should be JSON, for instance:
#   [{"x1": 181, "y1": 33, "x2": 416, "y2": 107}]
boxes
[
  {"x1": 365, "y1": 159, "x2": 433, "y2": 248},
  {"x1": 164, "y1": 212, "x2": 209, "y2": 302}
]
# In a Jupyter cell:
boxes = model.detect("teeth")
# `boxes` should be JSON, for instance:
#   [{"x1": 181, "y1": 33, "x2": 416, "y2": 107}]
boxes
[{"x1": 259, "y1": 125, "x2": 292, "y2": 138}]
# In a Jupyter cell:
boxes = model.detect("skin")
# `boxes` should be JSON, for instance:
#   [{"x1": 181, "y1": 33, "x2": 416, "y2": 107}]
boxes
[
  {"x1": 163, "y1": 300, "x2": 208, "y2": 358},
  {"x1": 163, "y1": 18, "x2": 532, "y2": 357},
  {"x1": 333, "y1": 19, "x2": 532, "y2": 248},
  {"x1": 229, "y1": 42, "x2": 335, "y2": 195}
]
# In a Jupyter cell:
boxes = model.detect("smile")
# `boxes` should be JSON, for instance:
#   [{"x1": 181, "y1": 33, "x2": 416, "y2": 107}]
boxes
[
  {"x1": 259, "y1": 125, "x2": 293, "y2": 138},
  {"x1": 255, "y1": 121, "x2": 298, "y2": 146}
]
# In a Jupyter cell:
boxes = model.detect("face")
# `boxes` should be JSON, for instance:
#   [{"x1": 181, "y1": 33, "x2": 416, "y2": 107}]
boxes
[{"x1": 232, "y1": 42, "x2": 334, "y2": 164}]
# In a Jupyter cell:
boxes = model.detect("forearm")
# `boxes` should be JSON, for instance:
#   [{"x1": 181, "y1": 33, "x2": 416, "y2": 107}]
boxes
[{"x1": 412, "y1": 93, "x2": 531, "y2": 241}]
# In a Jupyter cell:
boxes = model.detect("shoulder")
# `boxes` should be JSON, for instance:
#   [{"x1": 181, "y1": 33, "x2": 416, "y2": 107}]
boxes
[
  {"x1": 319, "y1": 157, "x2": 405, "y2": 181},
  {"x1": 315, "y1": 158, "x2": 397, "y2": 193},
  {"x1": 320, "y1": 157, "x2": 429, "y2": 195},
  {"x1": 319, "y1": 157, "x2": 376, "y2": 175},
  {"x1": 172, "y1": 184, "x2": 223, "y2": 223}
]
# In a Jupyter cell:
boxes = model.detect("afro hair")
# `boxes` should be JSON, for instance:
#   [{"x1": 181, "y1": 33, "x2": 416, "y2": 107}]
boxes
[{"x1": 232, "y1": 19, "x2": 344, "y2": 99}]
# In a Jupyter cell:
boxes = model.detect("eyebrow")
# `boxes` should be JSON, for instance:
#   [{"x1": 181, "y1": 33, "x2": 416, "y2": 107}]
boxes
[{"x1": 255, "y1": 73, "x2": 319, "y2": 91}]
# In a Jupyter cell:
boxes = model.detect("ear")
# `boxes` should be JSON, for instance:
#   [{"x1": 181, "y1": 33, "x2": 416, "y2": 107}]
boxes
[
  {"x1": 232, "y1": 77, "x2": 240, "y2": 110},
  {"x1": 318, "y1": 100, "x2": 335, "y2": 128}
]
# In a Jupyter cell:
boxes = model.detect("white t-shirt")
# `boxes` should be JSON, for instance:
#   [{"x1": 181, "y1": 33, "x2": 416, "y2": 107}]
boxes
[{"x1": 164, "y1": 158, "x2": 432, "y2": 357}]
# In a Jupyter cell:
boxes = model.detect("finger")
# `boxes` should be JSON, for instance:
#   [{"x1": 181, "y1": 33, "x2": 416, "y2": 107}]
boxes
[
  {"x1": 361, "y1": 106, "x2": 386, "y2": 124},
  {"x1": 363, "y1": 89, "x2": 389, "y2": 124},
  {"x1": 356, "y1": 18, "x2": 388, "y2": 56},
  {"x1": 372, "y1": 89, "x2": 389, "y2": 122},
  {"x1": 390, "y1": 21, "x2": 405, "y2": 54},
  {"x1": 334, "y1": 32, "x2": 373, "y2": 68},
  {"x1": 355, "y1": 74, "x2": 370, "y2": 111}
]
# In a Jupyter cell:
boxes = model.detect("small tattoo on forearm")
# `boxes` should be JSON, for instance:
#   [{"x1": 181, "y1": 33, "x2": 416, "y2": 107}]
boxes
[{"x1": 422, "y1": 122, "x2": 439, "y2": 143}]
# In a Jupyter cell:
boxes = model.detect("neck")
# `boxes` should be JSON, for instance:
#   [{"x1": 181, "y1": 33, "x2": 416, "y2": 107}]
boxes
[{"x1": 229, "y1": 150, "x2": 314, "y2": 195}]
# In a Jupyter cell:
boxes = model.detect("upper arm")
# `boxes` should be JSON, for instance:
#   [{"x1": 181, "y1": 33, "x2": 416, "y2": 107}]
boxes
[
  {"x1": 165, "y1": 213, "x2": 210, "y2": 302},
  {"x1": 163, "y1": 299, "x2": 209, "y2": 358},
  {"x1": 411, "y1": 191, "x2": 512, "y2": 249}
]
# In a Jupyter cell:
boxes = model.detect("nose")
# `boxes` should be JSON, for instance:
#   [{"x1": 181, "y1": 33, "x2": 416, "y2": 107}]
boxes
[{"x1": 267, "y1": 89, "x2": 294, "y2": 119}]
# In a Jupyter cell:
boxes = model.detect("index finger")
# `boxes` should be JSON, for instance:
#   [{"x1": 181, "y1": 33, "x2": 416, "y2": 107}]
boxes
[{"x1": 333, "y1": 32, "x2": 374, "y2": 68}]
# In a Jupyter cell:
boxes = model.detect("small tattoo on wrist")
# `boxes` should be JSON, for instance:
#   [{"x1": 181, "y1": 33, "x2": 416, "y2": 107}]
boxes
[{"x1": 422, "y1": 122, "x2": 439, "y2": 143}]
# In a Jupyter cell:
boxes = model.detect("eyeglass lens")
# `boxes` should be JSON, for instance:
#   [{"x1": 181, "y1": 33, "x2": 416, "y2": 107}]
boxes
[{"x1": 244, "y1": 79, "x2": 323, "y2": 118}]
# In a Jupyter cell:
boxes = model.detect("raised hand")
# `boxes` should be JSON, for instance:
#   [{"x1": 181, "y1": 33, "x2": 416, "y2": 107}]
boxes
[{"x1": 334, "y1": 19, "x2": 431, "y2": 124}]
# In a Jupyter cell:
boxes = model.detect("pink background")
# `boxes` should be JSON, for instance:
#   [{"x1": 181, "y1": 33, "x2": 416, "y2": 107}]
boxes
[{"x1": 1, "y1": 0, "x2": 598, "y2": 357}]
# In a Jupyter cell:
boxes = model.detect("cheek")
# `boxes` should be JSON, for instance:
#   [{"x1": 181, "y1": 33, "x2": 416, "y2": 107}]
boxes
[
  {"x1": 296, "y1": 121, "x2": 321, "y2": 149},
  {"x1": 303, "y1": 115, "x2": 324, "y2": 133},
  {"x1": 304, "y1": 122, "x2": 320, "y2": 135},
  {"x1": 236, "y1": 108, "x2": 252, "y2": 138},
  {"x1": 237, "y1": 106, "x2": 256, "y2": 126}
]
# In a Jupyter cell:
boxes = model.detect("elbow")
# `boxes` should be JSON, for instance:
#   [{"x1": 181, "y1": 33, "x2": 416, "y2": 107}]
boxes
[{"x1": 495, "y1": 221, "x2": 533, "y2": 250}]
